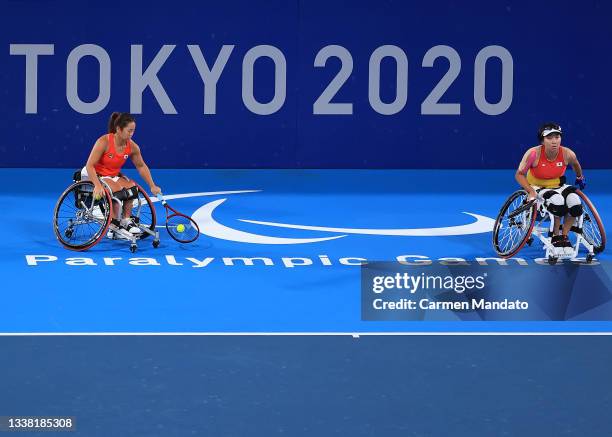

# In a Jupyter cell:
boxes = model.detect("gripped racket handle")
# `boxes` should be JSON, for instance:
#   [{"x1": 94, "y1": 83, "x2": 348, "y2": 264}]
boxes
[{"x1": 156, "y1": 193, "x2": 167, "y2": 206}]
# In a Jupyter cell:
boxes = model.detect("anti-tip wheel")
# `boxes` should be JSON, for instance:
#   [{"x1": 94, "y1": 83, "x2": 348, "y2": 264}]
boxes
[
  {"x1": 152, "y1": 240, "x2": 160, "y2": 248},
  {"x1": 548, "y1": 256, "x2": 558, "y2": 265},
  {"x1": 130, "y1": 244, "x2": 137, "y2": 253},
  {"x1": 586, "y1": 254, "x2": 594, "y2": 263}
]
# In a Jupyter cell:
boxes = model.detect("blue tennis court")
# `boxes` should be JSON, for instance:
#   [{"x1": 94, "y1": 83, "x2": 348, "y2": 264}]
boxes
[
  {"x1": 1, "y1": 335, "x2": 611, "y2": 437},
  {"x1": 2, "y1": 168, "x2": 610, "y2": 333}
]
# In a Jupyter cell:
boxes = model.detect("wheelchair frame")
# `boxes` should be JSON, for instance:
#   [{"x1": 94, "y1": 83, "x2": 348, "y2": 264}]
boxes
[
  {"x1": 493, "y1": 188, "x2": 606, "y2": 264},
  {"x1": 53, "y1": 176, "x2": 160, "y2": 253},
  {"x1": 100, "y1": 178, "x2": 160, "y2": 252}
]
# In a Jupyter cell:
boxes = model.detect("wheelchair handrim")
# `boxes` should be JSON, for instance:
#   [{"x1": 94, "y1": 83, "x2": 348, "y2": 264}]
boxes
[
  {"x1": 493, "y1": 190, "x2": 537, "y2": 258},
  {"x1": 130, "y1": 183, "x2": 156, "y2": 240},
  {"x1": 576, "y1": 190, "x2": 606, "y2": 253},
  {"x1": 53, "y1": 181, "x2": 113, "y2": 251}
]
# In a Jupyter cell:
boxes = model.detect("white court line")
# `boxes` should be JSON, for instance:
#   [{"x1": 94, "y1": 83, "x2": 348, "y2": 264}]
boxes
[
  {"x1": 149, "y1": 190, "x2": 261, "y2": 203},
  {"x1": 0, "y1": 332, "x2": 611, "y2": 336}
]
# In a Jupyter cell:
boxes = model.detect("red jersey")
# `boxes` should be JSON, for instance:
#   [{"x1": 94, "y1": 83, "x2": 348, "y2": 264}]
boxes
[
  {"x1": 527, "y1": 145, "x2": 566, "y2": 187},
  {"x1": 94, "y1": 134, "x2": 131, "y2": 177}
]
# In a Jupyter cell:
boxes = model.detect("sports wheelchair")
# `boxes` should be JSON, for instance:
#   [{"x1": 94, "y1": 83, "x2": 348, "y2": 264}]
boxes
[
  {"x1": 53, "y1": 171, "x2": 160, "y2": 252},
  {"x1": 492, "y1": 188, "x2": 606, "y2": 264}
]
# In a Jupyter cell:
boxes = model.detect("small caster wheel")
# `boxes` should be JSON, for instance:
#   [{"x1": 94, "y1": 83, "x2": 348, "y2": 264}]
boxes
[
  {"x1": 64, "y1": 229, "x2": 73, "y2": 238},
  {"x1": 586, "y1": 254, "x2": 594, "y2": 263},
  {"x1": 527, "y1": 237, "x2": 533, "y2": 246},
  {"x1": 548, "y1": 256, "x2": 557, "y2": 265},
  {"x1": 153, "y1": 240, "x2": 160, "y2": 248},
  {"x1": 130, "y1": 244, "x2": 137, "y2": 253}
]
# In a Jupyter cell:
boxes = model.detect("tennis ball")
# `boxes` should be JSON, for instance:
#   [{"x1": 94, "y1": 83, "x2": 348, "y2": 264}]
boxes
[
  {"x1": 176, "y1": 224, "x2": 185, "y2": 233},
  {"x1": 94, "y1": 193, "x2": 102, "y2": 200}
]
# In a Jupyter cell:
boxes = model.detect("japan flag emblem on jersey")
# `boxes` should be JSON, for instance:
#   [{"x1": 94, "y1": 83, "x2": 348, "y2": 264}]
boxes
[
  {"x1": 123, "y1": 154, "x2": 128, "y2": 159},
  {"x1": 556, "y1": 162, "x2": 563, "y2": 167}
]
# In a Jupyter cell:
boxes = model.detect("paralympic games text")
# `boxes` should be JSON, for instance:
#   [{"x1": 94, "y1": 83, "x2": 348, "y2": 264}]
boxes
[{"x1": 25, "y1": 254, "x2": 598, "y2": 268}]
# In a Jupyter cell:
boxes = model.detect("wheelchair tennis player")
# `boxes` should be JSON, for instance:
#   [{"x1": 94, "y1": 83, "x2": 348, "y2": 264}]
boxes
[
  {"x1": 515, "y1": 122, "x2": 585, "y2": 250},
  {"x1": 82, "y1": 112, "x2": 162, "y2": 235}
]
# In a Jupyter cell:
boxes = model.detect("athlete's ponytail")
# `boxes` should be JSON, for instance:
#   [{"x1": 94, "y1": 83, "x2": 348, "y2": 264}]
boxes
[{"x1": 108, "y1": 112, "x2": 136, "y2": 133}]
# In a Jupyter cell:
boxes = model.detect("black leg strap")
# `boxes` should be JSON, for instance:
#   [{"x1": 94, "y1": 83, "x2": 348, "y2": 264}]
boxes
[{"x1": 112, "y1": 187, "x2": 139, "y2": 201}]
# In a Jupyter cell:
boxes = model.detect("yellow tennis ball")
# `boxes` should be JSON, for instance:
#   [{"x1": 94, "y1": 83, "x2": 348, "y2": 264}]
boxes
[
  {"x1": 176, "y1": 224, "x2": 185, "y2": 233},
  {"x1": 94, "y1": 193, "x2": 102, "y2": 200}
]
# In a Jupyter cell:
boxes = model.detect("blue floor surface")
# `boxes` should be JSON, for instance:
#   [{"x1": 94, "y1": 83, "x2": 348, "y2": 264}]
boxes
[
  {"x1": 1, "y1": 169, "x2": 611, "y2": 332},
  {"x1": 1, "y1": 335, "x2": 611, "y2": 437}
]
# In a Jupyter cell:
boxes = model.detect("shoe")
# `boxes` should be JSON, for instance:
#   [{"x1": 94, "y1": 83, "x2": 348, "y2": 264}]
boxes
[
  {"x1": 551, "y1": 235, "x2": 564, "y2": 247},
  {"x1": 560, "y1": 235, "x2": 574, "y2": 255},
  {"x1": 552, "y1": 235, "x2": 573, "y2": 256},
  {"x1": 121, "y1": 218, "x2": 142, "y2": 234},
  {"x1": 552, "y1": 235, "x2": 572, "y2": 247}
]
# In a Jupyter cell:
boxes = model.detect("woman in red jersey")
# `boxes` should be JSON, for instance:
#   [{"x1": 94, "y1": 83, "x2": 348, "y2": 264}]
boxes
[
  {"x1": 82, "y1": 112, "x2": 161, "y2": 234},
  {"x1": 515, "y1": 122, "x2": 586, "y2": 248}
]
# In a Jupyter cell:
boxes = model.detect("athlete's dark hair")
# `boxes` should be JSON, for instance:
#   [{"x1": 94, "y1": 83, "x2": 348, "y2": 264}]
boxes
[
  {"x1": 108, "y1": 112, "x2": 136, "y2": 134},
  {"x1": 537, "y1": 121, "x2": 562, "y2": 142}
]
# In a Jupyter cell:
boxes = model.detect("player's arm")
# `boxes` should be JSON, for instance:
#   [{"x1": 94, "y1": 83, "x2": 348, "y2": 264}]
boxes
[
  {"x1": 130, "y1": 142, "x2": 161, "y2": 195},
  {"x1": 564, "y1": 148, "x2": 584, "y2": 177},
  {"x1": 85, "y1": 136, "x2": 107, "y2": 198},
  {"x1": 515, "y1": 147, "x2": 538, "y2": 199},
  {"x1": 565, "y1": 147, "x2": 586, "y2": 188}
]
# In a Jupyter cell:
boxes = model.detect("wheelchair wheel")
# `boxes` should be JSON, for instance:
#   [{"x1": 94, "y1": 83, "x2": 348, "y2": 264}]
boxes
[
  {"x1": 129, "y1": 184, "x2": 156, "y2": 240},
  {"x1": 576, "y1": 190, "x2": 606, "y2": 254},
  {"x1": 493, "y1": 189, "x2": 537, "y2": 258},
  {"x1": 53, "y1": 181, "x2": 113, "y2": 251}
]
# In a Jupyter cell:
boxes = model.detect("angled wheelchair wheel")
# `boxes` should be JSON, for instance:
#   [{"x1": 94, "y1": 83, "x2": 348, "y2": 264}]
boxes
[
  {"x1": 53, "y1": 181, "x2": 113, "y2": 251},
  {"x1": 493, "y1": 189, "x2": 537, "y2": 258},
  {"x1": 129, "y1": 184, "x2": 157, "y2": 240},
  {"x1": 576, "y1": 190, "x2": 606, "y2": 254}
]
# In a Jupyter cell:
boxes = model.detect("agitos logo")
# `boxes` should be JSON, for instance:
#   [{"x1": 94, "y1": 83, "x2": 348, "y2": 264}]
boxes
[{"x1": 164, "y1": 190, "x2": 498, "y2": 245}]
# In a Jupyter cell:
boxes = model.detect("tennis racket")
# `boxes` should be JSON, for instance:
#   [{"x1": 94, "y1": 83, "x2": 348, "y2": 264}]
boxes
[{"x1": 156, "y1": 193, "x2": 200, "y2": 243}]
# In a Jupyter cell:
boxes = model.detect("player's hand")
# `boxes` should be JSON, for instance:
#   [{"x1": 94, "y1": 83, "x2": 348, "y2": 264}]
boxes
[
  {"x1": 527, "y1": 189, "x2": 537, "y2": 201},
  {"x1": 150, "y1": 185, "x2": 162, "y2": 196},
  {"x1": 93, "y1": 185, "x2": 105, "y2": 200},
  {"x1": 575, "y1": 176, "x2": 586, "y2": 190}
]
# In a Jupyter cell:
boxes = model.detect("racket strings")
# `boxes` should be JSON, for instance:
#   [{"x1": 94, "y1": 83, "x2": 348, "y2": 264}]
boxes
[{"x1": 166, "y1": 214, "x2": 199, "y2": 242}]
